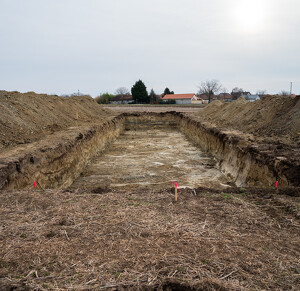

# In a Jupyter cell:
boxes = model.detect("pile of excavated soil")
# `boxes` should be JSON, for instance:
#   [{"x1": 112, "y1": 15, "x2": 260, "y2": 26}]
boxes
[
  {"x1": 0, "y1": 91, "x2": 113, "y2": 150},
  {"x1": 197, "y1": 96, "x2": 300, "y2": 145}
]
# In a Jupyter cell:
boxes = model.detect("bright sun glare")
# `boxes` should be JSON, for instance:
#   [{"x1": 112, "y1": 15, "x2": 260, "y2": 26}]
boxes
[{"x1": 234, "y1": 1, "x2": 266, "y2": 33}]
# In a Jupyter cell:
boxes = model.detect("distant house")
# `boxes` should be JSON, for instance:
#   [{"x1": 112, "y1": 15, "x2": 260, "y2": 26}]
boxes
[
  {"x1": 198, "y1": 94, "x2": 208, "y2": 99},
  {"x1": 245, "y1": 94, "x2": 260, "y2": 102},
  {"x1": 218, "y1": 93, "x2": 233, "y2": 102},
  {"x1": 231, "y1": 91, "x2": 251, "y2": 100},
  {"x1": 110, "y1": 95, "x2": 133, "y2": 104},
  {"x1": 241, "y1": 92, "x2": 251, "y2": 98},
  {"x1": 162, "y1": 93, "x2": 197, "y2": 104}
]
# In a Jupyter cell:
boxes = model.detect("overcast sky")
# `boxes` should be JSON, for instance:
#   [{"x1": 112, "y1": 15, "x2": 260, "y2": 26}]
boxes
[{"x1": 1, "y1": 0, "x2": 299, "y2": 96}]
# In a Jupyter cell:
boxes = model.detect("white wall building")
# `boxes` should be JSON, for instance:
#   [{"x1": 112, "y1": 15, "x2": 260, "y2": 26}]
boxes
[{"x1": 162, "y1": 93, "x2": 197, "y2": 104}]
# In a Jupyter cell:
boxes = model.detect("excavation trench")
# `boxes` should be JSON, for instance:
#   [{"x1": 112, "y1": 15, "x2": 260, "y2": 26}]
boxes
[
  {"x1": 70, "y1": 115, "x2": 230, "y2": 190},
  {"x1": 0, "y1": 112, "x2": 296, "y2": 190}
]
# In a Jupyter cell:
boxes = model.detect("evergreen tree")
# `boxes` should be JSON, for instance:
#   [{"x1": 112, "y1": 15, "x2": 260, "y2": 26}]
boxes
[
  {"x1": 131, "y1": 80, "x2": 149, "y2": 103},
  {"x1": 163, "y1": 87, "x2": 174, "y2": 97},
  {"x1": 149, "y1": 89, "x2": 157, "y2": 104}
]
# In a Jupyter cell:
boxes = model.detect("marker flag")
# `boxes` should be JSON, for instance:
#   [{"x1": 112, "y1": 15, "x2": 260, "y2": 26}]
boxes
[
  {"x1": 175, "y1": 182, "x2": 177, "y2": 188},
  {"x1": 275, "y1": 181, "x2": 278, "y2": 188},
  {"x1": 34, "y1": 181, "x2": 37, "y2": 189}
]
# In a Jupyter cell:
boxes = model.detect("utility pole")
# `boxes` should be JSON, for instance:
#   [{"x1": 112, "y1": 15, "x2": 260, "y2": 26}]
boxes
[{"x1": 290, "y1": 82, "x2": 293, "y2": 95}]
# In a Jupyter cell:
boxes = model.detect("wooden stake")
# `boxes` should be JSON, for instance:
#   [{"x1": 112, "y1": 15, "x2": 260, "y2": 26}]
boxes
[{"x1": 175, "y1": 182, "x2": 178, "y2": 201}]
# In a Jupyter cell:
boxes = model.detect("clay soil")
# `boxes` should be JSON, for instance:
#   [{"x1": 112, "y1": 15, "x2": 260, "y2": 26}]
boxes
[{"x1": 0, "y1": 187, "x2": 299, "y2": 290}]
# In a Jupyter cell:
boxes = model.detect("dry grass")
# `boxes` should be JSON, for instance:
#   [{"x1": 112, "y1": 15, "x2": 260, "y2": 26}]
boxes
[{"x1": 0, "y1": 188, "x2": 299, "y2": 290}]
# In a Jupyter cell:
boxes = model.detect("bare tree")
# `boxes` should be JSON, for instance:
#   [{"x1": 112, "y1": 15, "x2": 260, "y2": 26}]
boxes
[
  {"x1": 231, "y1": 87, "x2": 244, "y2": 100},
  {"x1": 197, "y1": 80, "x2": 222, "y2": 103},
  {"x1": 115, "y1": 87, "x2": 130, "y2": 96},
  {"x1": 278, "y1": 90, "x2": 289, "y2": 96},
  {"x1": 256, "y1": 89, "x2": 267, "y2": 95}
]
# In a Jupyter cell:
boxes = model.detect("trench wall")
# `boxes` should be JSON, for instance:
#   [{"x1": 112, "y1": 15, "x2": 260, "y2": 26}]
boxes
[
  {"x1": 178, "y1": 116, "x2": 289, "y2": 187},
  {"x1": 0, "y1": 112, "x2": 296, "y2": 190},
  {"x1": 0, "y1": 117, "x2": 124, "y2": 190}
]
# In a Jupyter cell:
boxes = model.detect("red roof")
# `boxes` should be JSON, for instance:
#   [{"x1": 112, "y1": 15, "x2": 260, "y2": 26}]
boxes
[{"x1": 162, "y1": 93, "x2": 195, "y2": 100}]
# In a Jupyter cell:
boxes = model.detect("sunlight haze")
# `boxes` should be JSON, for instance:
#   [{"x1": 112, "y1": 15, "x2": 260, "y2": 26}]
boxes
[{"x1": 0, "y1": 0, "x2": 299, "y2": 96}]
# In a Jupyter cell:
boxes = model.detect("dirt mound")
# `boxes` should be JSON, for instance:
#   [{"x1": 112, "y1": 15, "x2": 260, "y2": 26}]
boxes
[
  {"x1": 0, "y1": 90, "x2": 113, "y2": 150},
  {"x1": 198, "y1": 96, "x2": 300, "y2": 145}
]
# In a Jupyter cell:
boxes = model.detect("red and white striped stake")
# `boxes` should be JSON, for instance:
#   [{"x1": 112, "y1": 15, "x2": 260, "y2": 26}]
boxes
[
  {"x1": 34, "y1": 181, "x2": 37, "y2": 190},
  {"x1": 174, "y1": 182, "x2": 178, "y2": 201}
]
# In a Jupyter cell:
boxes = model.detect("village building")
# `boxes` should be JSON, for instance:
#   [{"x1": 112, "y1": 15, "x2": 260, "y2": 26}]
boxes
[
  {"x1": 110, "y1": 95, "x2": 134, "y2": 104},
  {"x1": 217, "y1": 93, "x2": 233, "y2": 102},
  {"x1": 162, "y1": 93, "x2": 198, "y2": 104},
  {"x1": 245, "y1": 94, "x2": 260, "y2": 102}
]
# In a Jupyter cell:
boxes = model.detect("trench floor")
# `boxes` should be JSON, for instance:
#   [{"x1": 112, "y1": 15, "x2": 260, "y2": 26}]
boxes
[{"x1": 70, "y1": 128, "x2": 232, "y2": 190}]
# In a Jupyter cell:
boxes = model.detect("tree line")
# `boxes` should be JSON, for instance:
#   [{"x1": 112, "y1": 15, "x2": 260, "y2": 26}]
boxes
[
  {"x1": 95, "y1": 79, "x2": 292, "y2": 104},
  {"x1": 95, "y1": 80, "x2": 175, "y2": 104}
]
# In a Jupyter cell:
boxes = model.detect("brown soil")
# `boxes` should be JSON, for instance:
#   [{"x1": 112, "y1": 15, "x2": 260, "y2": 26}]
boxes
[
  {"x1": 0, "y1": 90, "x2": 113, "y2": 150},
  {"x1": 197, "y1": 96, "x2": 300, "y2": 145},
  {"x1": 0, "y1": 187, "x2": 299, "y2": 290}
]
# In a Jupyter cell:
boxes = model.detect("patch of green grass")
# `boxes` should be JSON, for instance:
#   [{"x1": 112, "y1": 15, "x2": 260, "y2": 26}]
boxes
[
  {"x1": 42, "y1": 284, "x2": 49, "y2": 288},
  {"x1": 113, "y1": 271, "x2": 121, "y2": 278},
  {"x1": 289, "y1": 267, "x2": 299, "y2": 274},
  {"x1": 287, "y1": 206, "x2": 295, "y2": 213},
  {"x1": 222, "y1": 193, "x2": 233, "y2": 199},
  {"x1": 1, "y1": 262, "x2": 8, "y2": 268},
  {"x1": 202, "y1": 259, "x2": 209, "y2": 264},
  {"x1": 177, "y1": 266, "x2": 184, "y2": 271},
  {"x1": 239, "y1": 188, "x2": 246, "y2": 196},
  {"x1": 43, "y1": 271, "x2": 50, "y2": 276}
]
